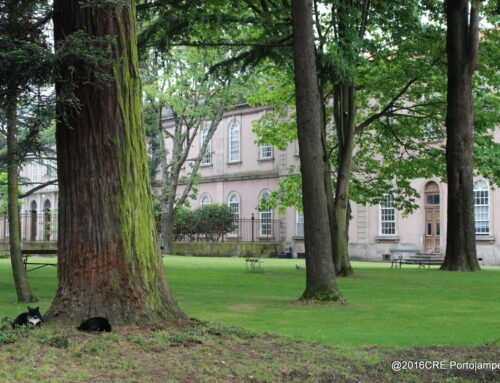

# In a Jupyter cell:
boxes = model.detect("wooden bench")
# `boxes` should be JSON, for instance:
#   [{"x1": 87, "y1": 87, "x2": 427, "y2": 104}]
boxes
[
  {"x1": 390, "y1": 249, "x2": 444, "y2": 268},
  {"x1": 390, "y1": 249, "x2": 419, "y2": 268},
  {"x1": 21, "y1": 249, "x2": 57, "y2": 272},
  {"x1": 245, "y1": 257, "x2": 264, "y2": 272}
]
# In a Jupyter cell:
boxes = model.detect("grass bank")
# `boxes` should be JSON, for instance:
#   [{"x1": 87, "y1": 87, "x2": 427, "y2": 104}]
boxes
[{"x1": 1, "y1": 256, "x2": 500, "y2": 346}]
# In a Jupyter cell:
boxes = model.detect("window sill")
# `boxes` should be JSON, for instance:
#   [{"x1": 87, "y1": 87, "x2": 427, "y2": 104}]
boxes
[
  {"x1": 376, "y1": 236, "x2": 400, "y2": 243},
  {"x1": 200, "y1": 163, "x2": 213, "y2": 168},
  {"x1": 258, "y1": 157, "x2": 274, "y2": 162},
  {"x1": 226, "y1": 161, "x2": 242, "y2": 165},
  {"x1": 292, "y1": 235, "x2": 304, "y2": 240},
  {"x1": 476, "y1": 235, "x2": 495, "y2": 243}
]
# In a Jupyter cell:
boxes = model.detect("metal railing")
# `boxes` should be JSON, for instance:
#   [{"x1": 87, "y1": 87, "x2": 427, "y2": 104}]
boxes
[
  {"x1": 174, "y1": 214, "x2": 282, "y2": 243},
  {"x1": 0, "y1": 213, "x2": 58, "y2": 242},
  {"x1": 0, "y1": 213, "x2": 281, "y2": 245}
]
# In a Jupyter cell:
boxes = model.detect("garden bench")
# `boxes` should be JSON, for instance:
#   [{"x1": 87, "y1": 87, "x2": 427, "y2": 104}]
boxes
[
  {"x1": 390, "y1": 248, "x2": 444, "y2": 268},
  {"x1": 21, "y1": 249, "x2": 57, "y2": 272},
  {"x1": 245, "y1": 257, "x2": 264, "y2": 272},
  {"x1": 389, "y1": 248, "x2": 419, "y2": 268}
]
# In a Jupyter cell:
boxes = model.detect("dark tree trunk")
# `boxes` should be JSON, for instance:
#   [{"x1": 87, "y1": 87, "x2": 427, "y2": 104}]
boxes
[
  {"x1": 46, "y1": 0, "x2": 185, "y2": 323},
  {"x1": 6, "y1": 87, "x2": 37, "y2": 303},
  {"x1": 292, "y1": 0, "x2": 343, "y2": 302},
  {"x1": 332, "y1": 82, "x2": 355, "y2": 277},
  {"x1": 441, "y1": 0, "x2": 480, "y2": 271}
]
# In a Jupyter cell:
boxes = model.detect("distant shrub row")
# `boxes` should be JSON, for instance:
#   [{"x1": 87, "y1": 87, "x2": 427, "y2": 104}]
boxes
[{"x1": 174, "y1": 204, "x2": 234, "y2": 242}]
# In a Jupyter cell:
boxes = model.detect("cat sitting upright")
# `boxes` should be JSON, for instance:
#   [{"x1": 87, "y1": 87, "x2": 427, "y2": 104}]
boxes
[
  {"x1": 77, "y1": 317, "x2": 112, "y2": 333},
  {"x1": 12, "y1": 306, "x2": 43, "y2": 329}
]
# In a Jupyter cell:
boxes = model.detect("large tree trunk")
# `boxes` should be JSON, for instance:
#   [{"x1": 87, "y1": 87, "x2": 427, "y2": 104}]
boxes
[
  {"x1": 46, "y1": 0, "x2": 185, "y2": 323},
  {"x1": 6, "y1": 88, "x2": 37, "y2": 303},
  {"x1": 441, "y1": 0, "x2": 480, "y2": 271},
  {"x1": 332, "y1": 83, "x2": 355, "y2": 277},
  {"x1": 292, "y1": 0, "x2": 343, "y2": 302}
]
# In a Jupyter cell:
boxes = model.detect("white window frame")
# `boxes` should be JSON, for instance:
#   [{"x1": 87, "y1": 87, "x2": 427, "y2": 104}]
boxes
[
  {"x1": 228, "y1": 192, "x2": 240, "y2": 237},
  {"x1": 259, "y1": 144, "x2": 273, "y2": 160},
  {"x1": 200, "y1": 194, "x2": 211, "y2": 207},
  {"x1": 228, "y1": 120, "x2": 240, "y2": 162},
  {"x1": 473, "y1": 180, "x2": 490, "y2": 235},
  {"x1": 379, "y1": 195, "x2": 396, "y2": 236},
  {"x1": 296, "y1": 210, "x2": 304, "y2": 237},
  {"x1": 258, "y1": 190, "x2": 272, "y2": 237}
]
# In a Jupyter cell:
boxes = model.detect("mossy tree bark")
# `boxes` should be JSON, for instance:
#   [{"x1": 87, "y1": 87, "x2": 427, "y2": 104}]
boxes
[
  {"x1": 441, "y1": 0, "x2": 481, "y2": 271},
  {"x1": 45, "y1": 0, "x2": 185, "y2": 323},
  {"x1": 292, "y1": 0, "x2": 343, "y2": 302},
  {"x1": 6, "y1": 86, "x2": 37, "y2": 303}
]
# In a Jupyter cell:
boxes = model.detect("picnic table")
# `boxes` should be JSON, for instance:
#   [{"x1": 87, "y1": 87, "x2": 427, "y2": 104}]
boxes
[
  {"x1": 245, "y1": 257, "x2": 264, "y2": 272},
  {"x1": 390, "y1": 248, "x2": 444, "y2": 269},
  {"x1": 21, "y1": 249, "x2": 57, "y2": 272}
]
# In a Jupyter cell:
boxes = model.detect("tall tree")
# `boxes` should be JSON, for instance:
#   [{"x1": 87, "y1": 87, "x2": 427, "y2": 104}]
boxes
[
  {"x1": 141, "y1": 47, "x2": 241, "y2": 254},
  {"x1": 0, "y1": 0, "x2": 53, "y2": 302},
  {"x1": 45, "y1": 0, "x2": 185, "y2": 323},
  {"x1": 292, "y1": 0, "x2": 342, "y2": 301},
  {"x1": 441, "y1": 0, "x2": 481, "y2": 271}
]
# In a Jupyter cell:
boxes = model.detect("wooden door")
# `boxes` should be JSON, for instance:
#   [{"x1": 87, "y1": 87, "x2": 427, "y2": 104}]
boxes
[{"x1": 424, "y1": 182, "x2": 440, "y2": 252}]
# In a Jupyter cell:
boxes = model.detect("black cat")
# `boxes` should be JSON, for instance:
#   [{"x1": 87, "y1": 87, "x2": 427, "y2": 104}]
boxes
[
  {"x1": 77, "y1": 317, "x2": 112, "y2": 332},
  {"x1": 12, "y1": 306, "x2": 43, "y2": 329}
]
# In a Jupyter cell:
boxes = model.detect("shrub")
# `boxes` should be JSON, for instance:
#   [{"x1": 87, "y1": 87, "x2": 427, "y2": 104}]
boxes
[{"x1": 174, "y1": 204, "x2": 234, "y2": 242}]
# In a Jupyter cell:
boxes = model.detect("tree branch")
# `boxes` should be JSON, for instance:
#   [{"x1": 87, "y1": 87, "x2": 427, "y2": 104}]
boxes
[
  {"x1": 18, "y1": 179, "x2": 58, "y2": 199},
  {"x1": 468, "y1": 0, "x2": 480, "y2": 74},
  {"x1": 359, "y1": 0, "x2": 371, "y2": 39}
]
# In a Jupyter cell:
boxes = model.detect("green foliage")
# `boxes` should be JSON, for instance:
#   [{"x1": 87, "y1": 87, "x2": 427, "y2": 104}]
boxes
[
  {"x1": 138, "y1": 0, "x2": 500, "y2": 218},
  {"x1": 174, "y1": 204, "x2": 234, "y2": 241},
  {"x1": 0, "y1": 173, "x2": 7, "y2": 214},
  {"x1": 473, "y1": 28, "x2": 500, "y2": 186}
]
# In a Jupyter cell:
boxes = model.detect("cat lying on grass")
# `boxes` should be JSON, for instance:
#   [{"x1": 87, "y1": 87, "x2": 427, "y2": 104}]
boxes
[
  {"x1": 11, "y1": 309, "x2": 112, "y2": 333},
  {"x1": 12, "y1": 306, "x2": 43, "y2": 329},
  {"x1": 77, "y1": 317, "x2": 112, "y2": 332}
]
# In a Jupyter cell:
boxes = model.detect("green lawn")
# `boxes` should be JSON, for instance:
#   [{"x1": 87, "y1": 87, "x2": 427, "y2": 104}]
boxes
[{"x1": 1, "y1": 256, "x2": 500, "y2": 347}]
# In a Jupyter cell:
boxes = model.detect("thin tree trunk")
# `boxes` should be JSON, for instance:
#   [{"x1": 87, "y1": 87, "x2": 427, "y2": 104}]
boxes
[
  {"x1": 441, "y1": 0, "x2": 480, "y2": 271},
  {"x1": 333, "y1": 83, "x2": 355, "y2": 277},
  {"x1": 46, "y1": 0, "x2": 185, "y2": 323},
  {"x1": 6, "y1": 87, "x2": 37, "y2": 303},
  {"x1": 292, "y1": 0, "x2": 343, "y2": 302}
]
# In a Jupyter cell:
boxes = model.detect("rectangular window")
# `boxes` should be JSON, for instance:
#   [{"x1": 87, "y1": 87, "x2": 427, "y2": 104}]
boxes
[
  {"x1": 260, "y1": 144, "x2": 273, "y2": 160},
  {"x1": 229, "y1": 122, "x2": 240, "y2": 162},
  {"x1": 259, "y1": 211, "x2": 272, "y2": 237},
  {"x1": 474, "y1": 181, "x2": 490, "y2": 235},
  {"x1": 296, "y1": 211, "x2": 304, "y2": 237},
  {"x1": 426, "y1": 195, "x2": 440, "y2": 205},
  {"x1": 380, "y1": 196, "x2": 396, "y2": 236}
]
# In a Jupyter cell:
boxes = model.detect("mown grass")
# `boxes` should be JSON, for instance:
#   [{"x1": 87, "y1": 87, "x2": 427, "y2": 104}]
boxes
[{"x1": 1, "y1": 256, "x2": 500, "y2": 347}]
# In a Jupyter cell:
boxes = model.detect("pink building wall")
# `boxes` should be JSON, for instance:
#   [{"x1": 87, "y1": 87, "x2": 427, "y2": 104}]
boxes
[{"x1": 166, "y1": 105, "x2": 500, "y2": 263}]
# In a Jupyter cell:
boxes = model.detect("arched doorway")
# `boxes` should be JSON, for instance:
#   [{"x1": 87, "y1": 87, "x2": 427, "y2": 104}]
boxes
[
  {"x1": 43, "y1": 199, "x2": 51, "y2": 241},
  {"x1": 424, "y1": 182, "x2": 440, "y2": 252},
  {"x1": 30, "y1": 201, "x2": 37, "y2": 241}
]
